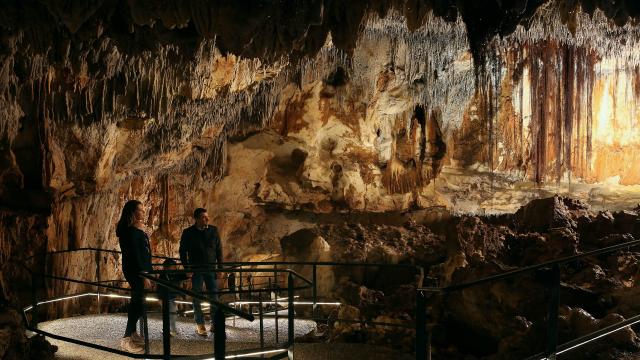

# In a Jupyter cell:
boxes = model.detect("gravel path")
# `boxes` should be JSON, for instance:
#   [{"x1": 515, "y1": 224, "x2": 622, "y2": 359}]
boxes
[
  {"x1": 39, "y1": 313, "x2": 314, "y2": 359},
  {"x1": 39, "y1": 314, "x2": 413, "y2": 359}
]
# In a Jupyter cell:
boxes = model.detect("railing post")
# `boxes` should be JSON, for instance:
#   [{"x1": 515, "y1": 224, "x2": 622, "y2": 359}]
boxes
[
  {"x1": 288, "y1": 272, "x2": 295, "y2": 347},
  {"x1": 162, "y1": 288, "x2": 171, "y2": 360},
  {"x1": 141, "y1": 280, "x2": 150, "y2": 355},
  {"x1": 274, "y1": 268, "x2": 279, "y2": 344},
  {"x1": 31, "y1": 271, "x2": 39, "y2": 329},
  {"x1": 95, "y1": 250, "x2": 101, "y2": 314},
  {"x1": 416, "y1": 290, "x2": 426, "y2": 360},
  {"x1": 259, "y1": 291, "x2": 265, "y2": 348},
  {"x1": 213, "y1": 306, "x2": 226, "y2": 360},
  {"x1": 427, "y1": 326, "x2": 432, "y2": 360},
  {"x1": 33, "y1": 250, "x2": 47, "y2": 329},
  {"x1": 546, "y1": 264, "x2": 561, "y2": 359},
  {"x1": 312, "y1": 265, "x2": 317, "y2": 319}
]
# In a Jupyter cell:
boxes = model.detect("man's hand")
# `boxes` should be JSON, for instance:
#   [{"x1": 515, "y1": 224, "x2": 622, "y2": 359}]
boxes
[{"x1": 143, "y1": 278, "x2": 151, "y2": 289}]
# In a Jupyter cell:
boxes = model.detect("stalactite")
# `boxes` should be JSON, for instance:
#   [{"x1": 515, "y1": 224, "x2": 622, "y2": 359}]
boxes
[
  {"x1": 518, "y1": 53, "x2": 524, "y2": 170},
  {"x1": 633, "y1": 66, "x2": 640, "y2": 103},
  {"x1": 612, "y1": 59, "x2": 619, "y2": 128},
  {"x1": 528, "y1": 44, "x2": 541, "y2": 183},
  {"x1": 575, "y1": 48, "x2": 584, "y2": 178},
  {"x1": 585, "y1": 51, "x2": 594, "y2": 177},
  {"x1": 555, "y1": 45, "x2": 563, "y2": 183},
  {"x1": 563, "y1": 46, "x2": 574, "y2": 180}
]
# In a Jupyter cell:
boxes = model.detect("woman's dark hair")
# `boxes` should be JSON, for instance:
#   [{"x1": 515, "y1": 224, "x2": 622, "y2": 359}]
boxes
[{"x1": 116, "y1": 200, "x2": 142, "y2": 238}]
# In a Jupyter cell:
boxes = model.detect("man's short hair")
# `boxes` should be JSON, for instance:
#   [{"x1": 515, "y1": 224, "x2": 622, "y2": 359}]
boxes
[{"x1": 194, "y1": 208, "x2": 207, "y2": 219}]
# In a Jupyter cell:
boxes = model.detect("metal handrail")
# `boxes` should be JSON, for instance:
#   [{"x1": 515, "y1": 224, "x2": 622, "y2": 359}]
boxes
[
  {"x1": 24, "y1": 247, "x2": 426, "y2": 359},
  {"x1": 222, "y1": 260, "x2": 425, "y2": 268},
  {"x1": 23, "y1": 247, "x2": 178, "y2": 262},
  {"x1": 139, "y1": 272, "x2": 254, "y2": 321},
  {"x1": 23, "y1": 248, "x2": 310, "y2": 360},
  {"x1": 27, "y1": 325, "x2": 289, "y2": 360},
  {"x1": 524, "y1": 314, "x2": 640, "y2": 360},
  {"x1": 25, "y1": 247, "x2": 425, "y2": 269},
  {"x1": 30, "y1": 327, "x2": 165, "y2": 359},
  {"x1": 415, "y1": 237, "x2": 640, "y2": 360},
  {"x1": 147, "y1": 267, "x2": 313, "y2": 286},
  {"x1": 418, "y1": 238, "x2": 640, "y2": 293}
]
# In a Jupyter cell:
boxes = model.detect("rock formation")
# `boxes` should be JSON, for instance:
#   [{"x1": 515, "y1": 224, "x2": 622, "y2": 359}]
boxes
[
  {"x1": 2, "y1": 0, "x2": 640, "y2": 358},
  {"x1": 297, "y1": 196, "x2": 640, "y2": 359}
]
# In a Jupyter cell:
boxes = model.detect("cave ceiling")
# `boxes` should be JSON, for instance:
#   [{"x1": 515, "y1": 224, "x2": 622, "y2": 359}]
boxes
[{"x1": 2, "y1": 0, "x2": 639, "y2": 63}]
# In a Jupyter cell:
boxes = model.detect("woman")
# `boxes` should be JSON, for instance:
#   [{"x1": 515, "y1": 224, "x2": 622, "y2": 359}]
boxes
[{"x1": 116, "y1": 200, "x2": 152, "y2": 354}]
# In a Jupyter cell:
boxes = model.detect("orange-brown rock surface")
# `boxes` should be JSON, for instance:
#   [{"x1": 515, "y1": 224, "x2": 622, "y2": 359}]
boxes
[{"x1": 2, "y1": 1, "x2": 640, "y2": 358}]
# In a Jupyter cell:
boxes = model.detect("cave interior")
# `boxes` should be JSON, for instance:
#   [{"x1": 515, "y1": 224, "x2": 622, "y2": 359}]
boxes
[{"x1": 2, "y1": 0, "x2": 640, "y2": 359}]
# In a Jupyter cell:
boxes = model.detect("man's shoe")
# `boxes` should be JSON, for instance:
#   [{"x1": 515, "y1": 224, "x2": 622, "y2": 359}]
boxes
[
  {"x1": 120, "y1": 337, "x2": 144, "y2": 354},
  {"x1": 196, "y1": 324, "x2": 208, "y2": 336},
  {"x1": 130, "y1": 332, "x2": 144, "y2": 345}
]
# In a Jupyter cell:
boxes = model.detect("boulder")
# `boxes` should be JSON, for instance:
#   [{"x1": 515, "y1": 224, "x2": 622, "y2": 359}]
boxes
[
  {"x1": 514, "y1": 195, "x2": 593, "y2": 232},
  {"x1": 0, "y1": 308, "x2": 57, "y2": 360},
  {"x1": 558, "y1": 307, "x2": 639, "y2": 354}
]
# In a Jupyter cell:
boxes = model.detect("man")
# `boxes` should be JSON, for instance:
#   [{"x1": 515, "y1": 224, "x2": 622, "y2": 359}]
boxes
[{"x1": 179, "y1": 208, "x2": 223, "y2": 336}]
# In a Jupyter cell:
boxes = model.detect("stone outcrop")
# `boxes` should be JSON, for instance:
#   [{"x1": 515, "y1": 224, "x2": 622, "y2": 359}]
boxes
[
  {"x1": 514, "y1": 195, "x2": 593, "y2": 232},
  {"x1": 0, "y1": 307, "x2": 57, "y2": 360},
  {"x1": 432, "y1": 198, "x2": 640, "y2": 359},
  {"x1": 288, "y1": 197, "x2": 640, "y2": 358}
]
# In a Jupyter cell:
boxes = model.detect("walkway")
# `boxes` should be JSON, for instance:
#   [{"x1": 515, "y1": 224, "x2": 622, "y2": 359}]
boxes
[
  {"x1": 39, "y1": 313, "x2": 413, "y2": 359},
  {"x1": 40, "y1": 313, "x2": 313, "y2": 359}
]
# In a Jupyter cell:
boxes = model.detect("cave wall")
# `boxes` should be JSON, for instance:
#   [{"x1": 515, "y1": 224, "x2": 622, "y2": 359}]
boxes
[{"x1": 2, "y1": 0, "x2": 640, "y2": 309}]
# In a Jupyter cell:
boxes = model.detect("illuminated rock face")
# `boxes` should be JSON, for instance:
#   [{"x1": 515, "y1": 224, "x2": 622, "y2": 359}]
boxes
[
  {"x1": 2, "y1": 2, "x2": 640, "y2": 358},
  {"x1": 3, "y1": 1, "x2": 640, "y2": 312}
]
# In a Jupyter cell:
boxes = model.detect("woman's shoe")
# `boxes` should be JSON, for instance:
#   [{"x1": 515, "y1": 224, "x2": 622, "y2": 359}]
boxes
[
  {"x1": 130, "y1": 332, "x2": 144, "y2": 345},
  {"x1": 120, "y1": 337, "x2": 144, "y2": 354}
]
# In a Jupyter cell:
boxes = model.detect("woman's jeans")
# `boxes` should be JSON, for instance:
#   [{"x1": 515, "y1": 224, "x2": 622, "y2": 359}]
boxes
[{"x1": 124, "y1": 274, "x2": 144, "y2": 337}]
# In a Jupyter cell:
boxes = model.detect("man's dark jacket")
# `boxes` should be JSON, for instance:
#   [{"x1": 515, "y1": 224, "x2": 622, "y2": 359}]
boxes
[{"x1": 179, "y1": 225, "x2": 223, "y2": 269}]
